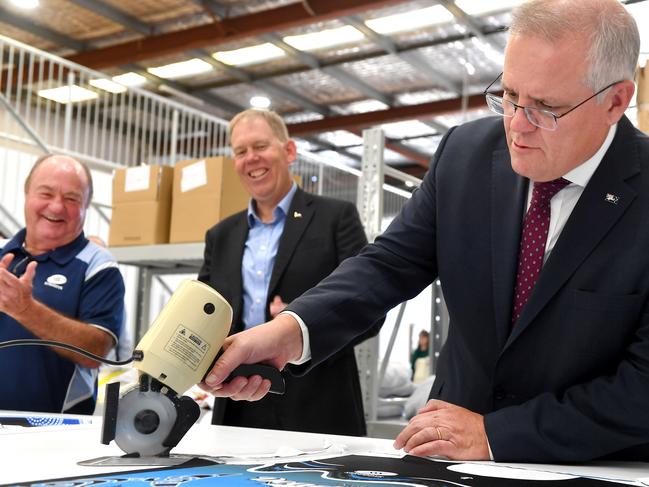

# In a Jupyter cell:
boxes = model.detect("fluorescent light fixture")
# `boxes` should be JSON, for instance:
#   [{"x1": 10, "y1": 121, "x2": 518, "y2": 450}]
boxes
[
  {"x1": 147, "y1": 58, "x2": 213, "y2": 79},
  {"x1": 89, "y1": 78, "x2": 127, "y2": 94},
  {"x1": 283, "y1": 25, "x2": 364, "y2": 51},
  {"x1": 457, "y1": 58, "x2": 476, "y2": 75},
  {"x1": 343, "y1": 99, "x2": 389, "y2": 114},
  {"x1": 112, "y1": 72, "x2": 147, "y2": 87},
  {"x1": 250, "y1": 96, "x2": 271, "y2": 109},
  {"x1": 213, "y1": 43, "x2": 285, "y2": 67},
  {"x1": 365, "y1": 6, "x2": 454, "y2": 35},
  {"x1": 38, "y1": 85, "x2": 98, "y2": 104},
  {"x1": 10, "y1": 0, "x2": 39, "y2": 9},
  {"x1": 405, "y1": 180, "x2": 415, "y2": 188},
  {"x1": 455, "y1": 0, "x2": 525, "y2": 15},
  {"x1": 472, "y1": 37, "x2": 505, "y2": 65}
]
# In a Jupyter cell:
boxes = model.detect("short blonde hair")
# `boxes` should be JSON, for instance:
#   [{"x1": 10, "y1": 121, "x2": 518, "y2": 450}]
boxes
[{"x1": 228, "y1": 109, "x2": 290, "y2": 144}]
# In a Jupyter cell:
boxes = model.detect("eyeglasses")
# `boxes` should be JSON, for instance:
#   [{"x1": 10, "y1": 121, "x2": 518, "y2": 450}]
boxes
[{"x1": 483, "y1": 72, "x2": 620, "y2": 131}]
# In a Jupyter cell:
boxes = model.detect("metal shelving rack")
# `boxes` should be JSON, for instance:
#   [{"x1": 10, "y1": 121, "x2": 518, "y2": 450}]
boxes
[{"x1": 108, "y1": 243, "x2": 204, "y2": 340}]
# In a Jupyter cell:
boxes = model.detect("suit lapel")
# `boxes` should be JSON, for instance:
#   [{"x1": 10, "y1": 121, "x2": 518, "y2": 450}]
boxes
[
  {"x1": 268, "y1": 188, "x2": 314, "y2": 296},
  {"x1": 508, "y1": 119, "x2": 640, "y2": 344},
  {"x1": 491, "y1": 147, "x2": 527, "y2": 348},
  {"x1": 226, "y1": 215, "x2": 249, "y2": 332}
]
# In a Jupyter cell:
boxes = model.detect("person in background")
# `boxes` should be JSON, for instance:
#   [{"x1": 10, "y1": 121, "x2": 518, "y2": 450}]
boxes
[
  {"x1": 198, "y1": 108, "x2": 379, "y2": 435},
  {"x1": 201, "y1": 0, "x2": 649, "y2": 463},
  {"x1": 0, "y1": 154, "x2": 125, "y2": 414},
  {"x1": 410, "y1": 330, "x2": 430, "y2": 382}
]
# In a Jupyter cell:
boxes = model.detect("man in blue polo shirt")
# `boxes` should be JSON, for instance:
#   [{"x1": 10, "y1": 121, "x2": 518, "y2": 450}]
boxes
[{"x1": 0, "y1": 154, "x2": 125, "y2": 414}]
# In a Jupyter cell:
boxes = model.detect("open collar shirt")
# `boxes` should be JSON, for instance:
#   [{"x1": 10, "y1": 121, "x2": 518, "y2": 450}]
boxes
[{"x1": 242, "y1": 182, "x2": 297, "y2": 329}]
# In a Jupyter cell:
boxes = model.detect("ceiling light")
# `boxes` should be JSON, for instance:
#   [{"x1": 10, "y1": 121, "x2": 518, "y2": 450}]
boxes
[
  {"x1": 213, "y1": 43, "x2": 285, "y2": 67},
  {"x1": 37, "y1": 85, "x2": 98, "y2": 104},
  {"x1": 283, "y1": 26, "x2": 365, "y2": 51},
  {"x1": 405, "y1": 180, "x2": 415, "y2": 188},
  {"x1": 471, "y1": 38, "x2": 505, "y2": 65},
  {"x1": 250, "y1": 96, "x2": 271, "y2": 109},
  {"x1": 458, "y1": 58, "x2": 476, "y2": 76},
  {"x1": 147, "y1": 58, "x2": 213, "y2": 80},
  {"x1": 365, "y1": 6, "x2": 454, "y2": 35},
  {"x1": 10, "y1": 0, "x2": 39, "y2": 9},
  {"x1": 88, "y1": 78, "x2": 127, "y2": 94},
  {"x1": 455, "y1": 0, "x2": 525, "y2": 15},
  {"x1": 112, "y1": 72, "x2": 147, "y2": 87}
]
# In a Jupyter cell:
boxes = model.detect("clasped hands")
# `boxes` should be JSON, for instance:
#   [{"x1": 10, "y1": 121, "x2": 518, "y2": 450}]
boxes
[{"x1": 0, "y1": 254, "x2": 37, "y2": 318}]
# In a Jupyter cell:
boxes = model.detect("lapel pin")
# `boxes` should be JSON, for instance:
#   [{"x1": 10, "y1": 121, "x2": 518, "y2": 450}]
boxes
[
  {"x1": 293, "y1": 211, "x2": 302, "y2": 218},
  {"x1": 604, "y1": 193, "x2": 619, "y2": 205}
]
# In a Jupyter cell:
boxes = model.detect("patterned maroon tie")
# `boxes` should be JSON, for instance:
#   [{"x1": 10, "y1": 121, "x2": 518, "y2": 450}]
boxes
[{"x1": 511, "y1": 178, "x2": 570, "y2": 325}]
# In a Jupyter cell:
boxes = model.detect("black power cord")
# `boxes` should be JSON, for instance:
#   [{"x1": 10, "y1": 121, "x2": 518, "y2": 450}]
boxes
[{"x1": 0, "y1": 339, "x2": 142, "y2": 366}]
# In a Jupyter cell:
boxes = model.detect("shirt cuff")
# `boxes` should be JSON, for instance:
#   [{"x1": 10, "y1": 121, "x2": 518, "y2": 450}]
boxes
[{"x1": 280, "y1": 311, "x2": 311, "y2": 365}]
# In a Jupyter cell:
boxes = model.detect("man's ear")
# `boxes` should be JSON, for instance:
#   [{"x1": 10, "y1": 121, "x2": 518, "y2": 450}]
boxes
[
  {"x1": 606, "y1": 79, "x2": 635, "y2": 125},
  {"x1": 285, "y1": 139, "x2": 297, "y2": 164}
]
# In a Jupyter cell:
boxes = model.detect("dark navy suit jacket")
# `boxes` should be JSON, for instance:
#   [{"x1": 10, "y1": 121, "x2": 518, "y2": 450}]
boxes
[
  {"x1": 199, "y1": 187, "x2": 377, "y2": 436},
  {"x1": 288, "y1": 116, "x2": 649, "y2": 462}
]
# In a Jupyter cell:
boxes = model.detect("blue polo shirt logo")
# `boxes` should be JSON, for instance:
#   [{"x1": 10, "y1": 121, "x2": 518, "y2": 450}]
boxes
[{"x1": 45, "y1": 274, "x2": 67, "y2": 290}]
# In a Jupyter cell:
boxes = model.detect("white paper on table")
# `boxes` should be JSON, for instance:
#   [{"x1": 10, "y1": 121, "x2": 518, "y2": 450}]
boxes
[
  {"x1": 181, "y1": 159, "x2": 207, "y2": 193},
  {"x1": 447, "y1": 463, "x2": 577, "y2": 481}
]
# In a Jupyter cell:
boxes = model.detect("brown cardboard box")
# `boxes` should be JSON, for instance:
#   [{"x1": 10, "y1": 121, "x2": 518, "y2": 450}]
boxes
[
  {"x1": 112, "y1": 165, "x2": 173, "y2": 204},
  {"x1": 638, "y1": 63, "x2": 648, "y2": 105},
  {"x1": 638, "y1": 110, "x2": 649, "y2": 136},
  {"x1": 169, "y1": 157, "x2": 249, "y2": 243},
  {"x1": 109, "y1": 165, "x2": 173, "y2": 246},
  {"x1": 109, "y1": 201, "x2": 172, "y2": 246}
]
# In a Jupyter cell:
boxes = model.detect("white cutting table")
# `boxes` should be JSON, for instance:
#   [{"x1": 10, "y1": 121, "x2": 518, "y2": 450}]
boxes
[{"x1": 1, "y1": 412, "x2": 649, "y2": 485}]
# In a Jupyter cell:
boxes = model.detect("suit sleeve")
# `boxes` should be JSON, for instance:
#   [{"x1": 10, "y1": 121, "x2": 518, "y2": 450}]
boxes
[
  {"x1": 287, "y1": 129, "x2": 456, "y2": 369},
  {"x1": 334, "y1": 202, "x2": 367, "y2": 262},
  {"x1": 333, "y1": 201, "x2": 383, "y2": 345}
]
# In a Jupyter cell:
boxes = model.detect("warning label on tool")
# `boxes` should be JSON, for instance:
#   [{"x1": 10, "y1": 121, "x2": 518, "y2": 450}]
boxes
[{"x1": 164, "y1": 324, "x2": 211, "y2": 371}]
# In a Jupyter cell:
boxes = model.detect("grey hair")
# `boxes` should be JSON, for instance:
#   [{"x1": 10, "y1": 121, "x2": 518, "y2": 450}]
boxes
[{"x1": 509, "y1": 0, "x2": 639, "y2": 97}]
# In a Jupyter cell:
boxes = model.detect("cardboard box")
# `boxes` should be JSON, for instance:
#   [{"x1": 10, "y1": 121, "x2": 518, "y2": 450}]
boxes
[
  {"x1": 109, "y1": 201, "x2": 172, "y2": 246},
  {"x1": 169, "y1": 157, "x2": 249, "y2": 243},
  {"x1": 638, "y1": 110, "x2": 649, "y2": 136},
  {"x1": 638, "y1": 63, "x2": 649, "y2": 106},
  {"x1": 109, "y1": 165, "x2": 173, "y2": 246},
  {"x1": 112, "y1": 165, "x2": 173, "y2": 204}
]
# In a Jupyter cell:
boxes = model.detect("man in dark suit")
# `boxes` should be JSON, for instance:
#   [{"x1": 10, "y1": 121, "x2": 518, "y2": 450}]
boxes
[
  {"x1": 202, "y1": 0, "x2": 649, "y2": 462},
  {"x1": 198, "y1": 108, "x2": 374, "y2": 435}
]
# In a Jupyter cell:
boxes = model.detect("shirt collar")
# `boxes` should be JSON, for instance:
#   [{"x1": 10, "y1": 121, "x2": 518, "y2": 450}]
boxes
[
  {"x1": 3, "y1": 229, "x2": 88, "y2": 265},
  {"x1": 247, "y1": 182, "x2": 298, "y2": 227},
  {"x1": 563, "y1": 123, "x2": 617, "y2": 187}
]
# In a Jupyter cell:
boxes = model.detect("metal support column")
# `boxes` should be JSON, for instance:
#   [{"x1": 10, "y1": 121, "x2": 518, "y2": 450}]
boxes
[
  {"x1": 430, "y1": 279, "x2": 449, "y2": 374},
  {"x1": 354, "y1": 127, "x2": 385, "y2": 424},
  {"x1": 135, "y1": 267, "x2": 153, "y2": 341}
]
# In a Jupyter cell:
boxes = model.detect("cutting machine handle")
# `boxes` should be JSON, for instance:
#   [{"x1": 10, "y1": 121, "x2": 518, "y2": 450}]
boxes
[{"x1": 225, "y1": 363, "x2": 285, "y2": 394}]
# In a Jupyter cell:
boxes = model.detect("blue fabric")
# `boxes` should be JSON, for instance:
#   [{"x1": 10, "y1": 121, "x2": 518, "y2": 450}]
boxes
[
  {"x1": 241, "y1": 183, "x2": 297, "y2": 328},
  {"x1": 0, "y1": 230, "x2": 125, "y2": 413}
]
